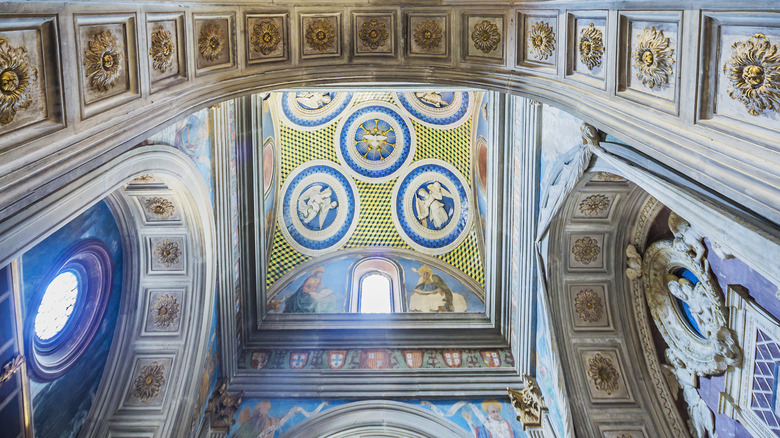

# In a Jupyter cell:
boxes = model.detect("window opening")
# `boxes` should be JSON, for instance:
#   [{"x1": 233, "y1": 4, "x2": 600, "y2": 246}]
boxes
[
  {"x1": 35, "y1": 271, "x2": 79, "y2": 341},
  {"x1": 359, "y1": 273, "x2": 392, "y2": 313}
]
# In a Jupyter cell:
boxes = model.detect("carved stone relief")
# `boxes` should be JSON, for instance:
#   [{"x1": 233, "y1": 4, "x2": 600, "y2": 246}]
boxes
[
  {"x1": 527, "y1": 20, "x2": 556, "y2": 61},
  {"x1": 124, "y1": 357, "x2": 173, "y2": 407},
  {"x1": 247, "y1": 15, "x2": 286, "y2": 63},
  {"x1": 575, "y1": 193, "x2": 612, "y2": 218},
  {"x1": 520, "y1": 14, "x2": 557, "y2": 69},
  {"x1": 465, "y1": 15, "x2": 503, "y2": 61},
  {"x1": 79, "y1": 23, "x2": 128, "y2": 103},
  {"x1": 302, "y1": 15, "x2": 339, "y2": 57},
  {"x1": 144, "y1": 290, "x2": 183, "y2": 333},
  {"x1": 629, "y1": 22, "x2": 676, "y2": 96},
  {"x1": 581, "y1": 350, "x2": 629, "y2": 401},
  {"x1": 570, "y1": 234, "x2": 603, "y2": 267},
  {"x1": 723, "y1": 33, "x2": 779, "y2": 116},
  {"x1": 0, "y1": 37, "x2": 38, "y2": 125},
  {"x1": 409, "y1": 15, "x2": 446, "y2": 57},
  {"x1": 569, "y1": 284, "x2": 611, "y2": 329},
  {"x1": 150, "y1": 236, "x2": 185, "y2": 271},
  {"x1": 508, "y1": 375, "x2": 548, "y2": 430},
  {"x1": 195, "y1": 18, "x2": 231, "y2": 70},
  {"x1": 143, "y1": 196, "x2": 175, "y2": 220},
  {"x1": 355, "y1": 14, "x2": 393, "y2": 55}
]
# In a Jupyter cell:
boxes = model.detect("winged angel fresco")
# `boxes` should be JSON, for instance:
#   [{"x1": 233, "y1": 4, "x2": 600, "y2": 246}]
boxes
[{"x1": 233, "y1": 400, "x2": 329, "y2": 438}]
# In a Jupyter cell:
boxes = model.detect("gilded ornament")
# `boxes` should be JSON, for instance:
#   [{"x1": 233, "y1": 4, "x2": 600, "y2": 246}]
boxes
[
  {"x1": 507, "y1": 375, "x2": 547, "y2": 430},
  {"x1": 250, "y1": 20, "x2": 281, "y2": 56},
  {"x1": 152, "y1": 294, "x2": 180, "y2": 327},
  {"x1": 723, "y1": 33, "x2": 780, "y2": 116},
  {"x1": 0, "y1": 39, "x2": 37, "y2": 125},
  {"x1": 527, "y1": 20, "x2": 556, "y2": 60},
  {"x1": 632, "y1": 26, "x2": 675, "y2": 89},
  {"x1": 413, "y1": 19, "x2": 443, "y2": 51},
  {"x1": 144, "y1": 196, "x2": 175, "y2": 219},
  {"x1": 305, "y1": 19, "x2": 336, "y2": 52},
  {"x1": 132, "y1": 174, "x2": 154, "y2": 183},
  {"x1": 579, "y1": 194, "x2": 610, "y2": 216},
  {"x1": 83, "y1": 30, "x2": 122, "y2": 92},
  {"x1": 595, "y1": 171, "x2": 623, "y2": 181},
  {"x1": 149, "y1": 26, "x2": 175, "y2": 73},
  {"x1": 198, "y1": 23, "x2": 225, "y2": 61},
  {"x1": 578, "y1": 23, "x2": 604, "y2": 70},
  {"x1": 359, "y1": 18, "x2": 389, "y2": 50},
  {"x1": 587, "y1": 353, "x2": 620, "y2": 395},
  {"x1": 471, "y1": 20, "x2": 501, "y2": 54},
  {"x1": 133, "y1": 361, "x2": 165, "y2": 401},
  {"x1": 154, "y1": 239, "x2": 181, "y2": 267},
  {"x1": 0, "y1": 355, "x2": 25, "y2": 385},
  {"x1": 574, "y1": 289, "x2": 603, "y2": 323},
  {"x1": 572, "y1": 236, "x2": 600, "y2": 264}
]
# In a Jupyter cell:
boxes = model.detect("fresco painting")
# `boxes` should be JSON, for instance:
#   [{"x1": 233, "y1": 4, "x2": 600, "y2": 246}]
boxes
[
  {"x1": 23, "y1": 201, "x2": 123, "y2": 438},
  {"x1": 227, "y1": 398, "x2": 526, "y2": 438},
  {"x1": 267, "y1": 255, "x2": 484, "y2": 314},
  {"x1": 535, "y1": 281, "x2": 567, "y2": 438}
]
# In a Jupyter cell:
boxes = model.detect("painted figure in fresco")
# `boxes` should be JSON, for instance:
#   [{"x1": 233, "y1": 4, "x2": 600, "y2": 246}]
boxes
[
  {"x1": 234, "y1": 400, "x2": 330, "y2": 438},
  {"x1": 416, "y1": 182, "x2": 453, "y2": 229},
  {"x1": 298, "y1": 184, "x2": 338, "y2": 229},
  {"x1": 415, "y1": 91, "x2": 448, "y2": 108},
  {"x1": 295, "y1": 91, "x2": 331, "y2": 109},
  {"x1": 283, "y1": 267, "x2": 339, "y2": 313},
  {"x1": 461, "y1": 400, "x2": 520, "y2": 438},
  {"x1": 409, "y1": 265, "x2": 467, "y2": 312}
]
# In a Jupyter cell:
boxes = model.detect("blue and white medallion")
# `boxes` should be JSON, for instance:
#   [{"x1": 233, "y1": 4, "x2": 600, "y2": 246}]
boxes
[
  {"x1": 392, "y1": 91, "x2": 474, "y2": 128},
  {"x1": 279, "y1": 161, "x2": 360, "y2": 256},
  {"x1": 277, "y1": 91, "x2": 355, "y2": 130},
  {"x1": 335, "y1": 101, "x2": 416, "y2": 183},
  {"x1": 391, "y1": 159, "x2": 473, "y2": 255}
]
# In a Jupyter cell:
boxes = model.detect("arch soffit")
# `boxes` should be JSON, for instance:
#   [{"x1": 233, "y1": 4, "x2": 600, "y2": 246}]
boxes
[
  {"x1": 0, "y1": 145, "x2": 217, "y2": 437},
  {"x1": 280, "y1": 400, "x2": 472, "y2": 438}
]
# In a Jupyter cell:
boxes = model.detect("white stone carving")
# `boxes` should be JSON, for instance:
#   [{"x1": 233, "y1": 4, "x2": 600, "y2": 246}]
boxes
[
  {"x1": 296, "y1": 91, "x2": 331, "y2": 109},
  {"x1": 298, "y1": 184, "x2": 338, "y2": 229},
  {"x1": 415, "y1": 91, "x2": 448, "y2": 107},
  {"x1": 643, "y1": 239, "x2": 741, "y2": 377},
  {"x1": 625, "y1": 244, "x2": 643, "y2": 280},
  {"x1": 668, "y1": 211, "x2": 708, "y2": 270},
  {"x1": 664, "y1": 366, "x2": 716, "y2": 438},
  {"x1": 416, "y1": 181, "x2": 452, "y2": 229}
]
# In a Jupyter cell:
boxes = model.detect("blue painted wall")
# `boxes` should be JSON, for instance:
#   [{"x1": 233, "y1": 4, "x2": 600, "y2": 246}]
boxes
[{"x1": 23, "y1": 201, "x2": 123, "y2": 438}]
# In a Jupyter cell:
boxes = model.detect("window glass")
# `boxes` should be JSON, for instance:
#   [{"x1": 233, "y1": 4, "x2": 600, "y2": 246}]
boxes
[
  {"x1": 35, "y1": 271, "x2": 79, "y2": 340},
  {"x1": 360, "y1": 273, "x2": 392, "y2": 313}
]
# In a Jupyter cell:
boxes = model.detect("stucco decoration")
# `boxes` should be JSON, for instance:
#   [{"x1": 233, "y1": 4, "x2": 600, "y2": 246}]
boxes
[
  {"x1": 305, "y1": 18, "x2": 336, "y2": 52},
  {"x1": 277, "y1": 91, "x2": 354, "y2": 130},
  {"x1": 664, "y1": 365, "x2": 716, "y2": 438},
  {"x1": 250, "y1": 20, "x2": 282, "y2": 56},
  {"x1": 571, "y1": 236, "x2": 600, "y2": 264},
  {"x1": 625, "y1": 244, "x2": 643, "y2": 280},
  {"x1": 471, "y1": 20, "x2": 501, "y2": 54},
  {"x1": 0, "y1": 355, "x2": 25, "y2": 384},
  {"x1": 144, "y1": 196, "x2": 175, "y2": 218},
  {"x1": 0, "y1": 38, "x2": 38, "y2": 125},
  {"x1": 205, "y1": 378, "x2": 244, "y2": 431},
  {"x1": 578, "y1": 23, "x2": 603, "y2": 70},
  {"x1": 723, "y1": 33, "x2": 780, "y2": 116},
  {"x1": 632, "y1": 26, "x2": 675, "y2": 89},
  {"x1": 154, "y1": 238, "x2": 182, "y2": 267},
  {"x1": 198, "y1": 23, "x2": 225, "y2": 61},
  {"x1": 358, "y1": 18, "x2": 389, "y2": 50},
  {"x1": 574, "y1": 289, "x2": 603, "y2": 323},
  {"x1": 578, "y1": 194, "x2": 609, "y2": 216},
  {"x1": 508, "y1": 375, "x2": 548, "y2": 430},
  {"x1": 642, "y1": 238, "x2": 741, "y2": 376},
  {"x1": 392, "y1": 91, "x2": 474, "y2": 128},
  {"x1": 83, "y1": 30, "x2": 122, "y2": 92},
  {"x1": 527, "y1": 20, "x2": 556, "y2": 60},
  {"x1": 133, "y1": 361, "x2": 165, "y2": 402},
  {"x1": 668, "y1": 211, "x2": 708, "y2": 270},
  {"x1": 391, "y1": 159, "x2": 473, "y2": 255},
  {"x1": 151, "y1": 293, "x2": 179, "y2": 328},
  {"x1": 149, "y1": 26, "x2": 174, "y2": 73}
]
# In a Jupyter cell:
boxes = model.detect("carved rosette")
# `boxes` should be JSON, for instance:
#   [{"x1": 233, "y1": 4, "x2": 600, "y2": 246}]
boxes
[
  {"x1": 587, "y1": 353, "x2": 620, "y2": 395},
  {"x1": 198, "y1": 23, "x2": 225, "y2": 61},
  {"x1": 414, "y1": 19, "x2": 443, "y2": 51},
  {"x1": 642, "y1": 239, "x2": 742, "y2": 376},
  {"x1": 152, "y1": 294, "x2": 180, "y2": 327},
  {"x1": 527, "y1": 21, "x2": 556, "y2": 60},
  {"x1": 144, "y1": 196, "x2": 175, "y2": 218},
  {"x1": 250, "y1": 20, "x2": 281, "y2": 55},
  {"x1": 471, "y1": 20, "x2": 501, "y2": 54},
  {"x1": 154, "y1": 239, "x2": 181, "y2": 267},
  {"x1": 508, "y1": 375, "x2": 548, "y2": 430},
  {"x1": 579, "y1": 23, "x2": 604, "y2": 70},
  {"x1": 632, "y1": 27, "x2": 675, "y2": 89},
  {"x1": 133, "y1": 361, "x2": 165, "y2": 401},
  {"x1": 359, "y1": 18, "x2": 389, "y2": 50},
  {"x1": 572, "y1": 236, "x2": 600, "y2": 264},
  {"x1": 579, "y1": 194, "x2": 610, "y2": 216},
  {"x1": 574, "y1": 289, "x2": 603, "y2": 323},
  {"x1": 723, "y1": 33, "x2": 780, "y2": 116},
  {"x1": 83, "y1": 30, "x2": 122, "y2": 92},
  {"x1": 149, "y1": 26, "x2": 175, "y2": 72},
  {"x1": 0, "y1": 39, "x2": 38, "y2": 125},
  {"x1": 305, "y1": 19, "x2": 336, "y2": 52}
]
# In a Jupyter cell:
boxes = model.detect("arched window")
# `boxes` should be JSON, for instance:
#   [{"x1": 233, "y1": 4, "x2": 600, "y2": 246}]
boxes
[{"x1": 348, "y1": 257, "x2": 405, "y2": 313}]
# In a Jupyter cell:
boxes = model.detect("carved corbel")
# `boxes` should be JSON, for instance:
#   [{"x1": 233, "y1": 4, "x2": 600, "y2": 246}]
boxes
[
  {"x1": 205, "y1": 377, "x2": 244, "y2": 431},
  {"x1": 580, "y1": 122, "x2": 602, "y2": 147},
  {"x1": 508, "y1": 375, "x2": 548, "y2": 431}
]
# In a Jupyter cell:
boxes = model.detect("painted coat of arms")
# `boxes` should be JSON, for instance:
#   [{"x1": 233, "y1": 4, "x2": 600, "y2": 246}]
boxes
[
  {"x1": 289, "y1": 352, "x2": 309, "y2": 369},
  {"x1": 250, "y1": 350, "x2": 269, "y2": 369},
  {"x1": 362, "y1": 350, "x2": 389, "y2": 369},
  {"x1": 443, "y1": 349, "x2": 461, "y2": 368},
  {"x1": 403, "y1": 350, "x2": 423, "y2": 368},
  {"x1": 328, "y1": 350, "x2": 347, "y2": 369},
  {"x1": 481, "y1": 350, "x2": 501, "y2": 367}
]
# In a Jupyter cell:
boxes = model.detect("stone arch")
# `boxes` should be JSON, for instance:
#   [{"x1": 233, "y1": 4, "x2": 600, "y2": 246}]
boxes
[
  {"x1": 280, "y1": 401, "x2": 472, "y2": 438},
  {"x1": 0, "y1": 145, "x2": 216, "y2": 436}
]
